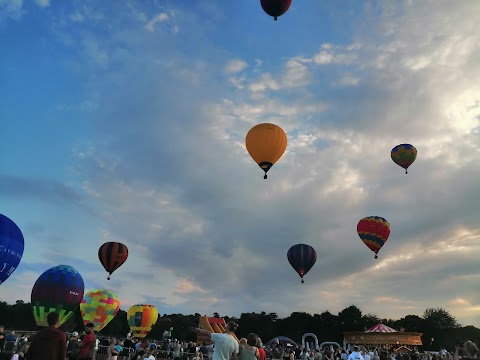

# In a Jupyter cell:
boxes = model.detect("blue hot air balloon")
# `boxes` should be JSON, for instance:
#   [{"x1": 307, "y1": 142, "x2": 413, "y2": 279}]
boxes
[{"x1": 0, "y1": 214, "x2": 25, "y2": 285}]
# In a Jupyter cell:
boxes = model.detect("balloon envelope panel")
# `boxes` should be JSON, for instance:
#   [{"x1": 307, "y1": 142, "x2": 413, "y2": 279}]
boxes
[
  {"x1": 31, "y1": 265, "x2": 85, "y2": 327},
  {"x1": 0, "y1": 214, "x2": 25, "y2": 285}
]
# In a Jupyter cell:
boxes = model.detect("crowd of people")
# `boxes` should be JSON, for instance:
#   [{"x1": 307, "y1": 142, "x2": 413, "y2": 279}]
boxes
[{"x1": 0, "y1": 313, "x2": 479, "y2": 360}]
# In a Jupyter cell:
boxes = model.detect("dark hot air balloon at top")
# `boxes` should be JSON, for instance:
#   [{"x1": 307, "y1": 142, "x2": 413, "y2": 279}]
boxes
[
  {"x1": 31, "y1": 265, "x2": 85, "y2": 327},
  {"x1": 0, "y1": 214, "x2": 25, "y2": 285},
  {"x1": 357, "y1": 216, "x2": 391, "y2": 259},
  {"x1": 391, "y1": 144, "x2": 417, "y2": 174},
  {"x1": 261, "y1": 0, "x2": 292, "y2": 21},
  {"x1": 98, "y1": 242, "x2": 128, "y2": 280},
  {"x1": 287, "y1": 244, "x2": 316, "y2": 283},
  {"x1": 246, "y1": 123, "x2": 287, "y2": 179}
]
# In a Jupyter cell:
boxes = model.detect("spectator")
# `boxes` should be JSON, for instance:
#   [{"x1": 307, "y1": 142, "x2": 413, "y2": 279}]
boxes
[{"x1": 25, "y1": 312, "x2": 67, "y2": 360}]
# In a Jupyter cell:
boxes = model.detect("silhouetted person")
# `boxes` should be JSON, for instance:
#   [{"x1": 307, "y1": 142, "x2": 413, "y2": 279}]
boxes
[{"x1": 25, "y1": 312, "x2": 67, "y2": 360}]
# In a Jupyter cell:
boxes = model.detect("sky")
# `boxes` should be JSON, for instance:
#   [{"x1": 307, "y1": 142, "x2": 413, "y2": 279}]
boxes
[{"x1": 1, "y1": 0, "x2": 480, "y2": 329}]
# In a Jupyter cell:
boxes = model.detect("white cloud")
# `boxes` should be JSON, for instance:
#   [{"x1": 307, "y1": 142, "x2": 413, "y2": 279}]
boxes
[
  {"x1": 0, "y1": 0, "x2": 23, "y2": 19},
  {"x1": 145, "y1": 12, "x2": 169, "y2": 32},
  {"x1": 34, "y1": 0, "x2": 49, "y2": 8},
  {"x1": 224, "y1": 59, "x2": 248, "y2": 74}
]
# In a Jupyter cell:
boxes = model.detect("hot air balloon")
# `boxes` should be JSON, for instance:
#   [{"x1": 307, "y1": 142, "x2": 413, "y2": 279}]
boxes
[
  {"x1": 357, "y1": 216, "x2": 391, "y2": 259},
  {"x1": 31, "y1": 265, "x2": 85, "y2": 327},
  {"x1": 80, "y1": 289, "x2": 120, "y2": 331},
  {"x1": 287, "y1": 244, "x2": 317, "y2": 283},
  {"x1": 98, "y1": 242, "x2": 128, "y2": 280},
  {"x1": 0, "y1": 214, "x2": 25, "y2": 285},
  {"x1": 246, "y1": 123, "x2": 287, "y2": 179},
  {"x1": 391, "y1": 144, "x2": 417, "y2": 174},
  {"x1": 260, "y1": 0, "x2": 292, "y2": 21},
  {"x1": 127, "y1": 304, "x2": 159, "y2": 339}
]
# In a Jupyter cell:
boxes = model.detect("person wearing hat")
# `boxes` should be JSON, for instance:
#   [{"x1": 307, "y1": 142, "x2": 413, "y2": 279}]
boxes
[
  {"x1": 67, "y1": 332, "x2": 80, "y2": 360},
  {"x1": 78, "y1": 323, "x2": 96, "y2": 360}
]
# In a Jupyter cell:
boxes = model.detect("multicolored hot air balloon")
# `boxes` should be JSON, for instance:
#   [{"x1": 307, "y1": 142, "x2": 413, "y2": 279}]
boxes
[
  {"x1": 260, "y1": 0, "x2": 292, "y2": 21},
  {"x1": 287, "y1": 244, "x2": 317, "y2": 284},
  {"x1": 357, "y1": 216, "x2": 391, "y2": 259},
  {"x1": 0, "y1": 214, "x2": 25, "y2": 285},
  {"x1": 127, "y1": 304, "x2": 159, "y2": 339},
  {"x1": 246, "y1": 123, "x2": 287, "y2": 179},
  {"x1": 80, "y1": 289, "x2": 120, "y2": 332},
  {"x1": 31, "y1": 265, "x2": 85, "y2": 327},
  {"x1": 391, "y1": 144, "x2": 417, "y2": 174},
  {"x1": 98, "y1": 242, "x2": 128, "y2": 280}
]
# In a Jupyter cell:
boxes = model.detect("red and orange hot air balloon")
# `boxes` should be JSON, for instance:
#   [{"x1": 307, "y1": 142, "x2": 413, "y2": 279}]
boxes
[
  {"x1": 98, "y1": 242, "x2": 128, "y2": 280},
  {"x1": 357, "y1": 216, "x2": 391, "y2": 259},
  {"x1": 245, "y1": 123, "x2": 287, "y2": 179},
  {"x1": 260, "y1": 0, "x2": 292, "y2": 21}
]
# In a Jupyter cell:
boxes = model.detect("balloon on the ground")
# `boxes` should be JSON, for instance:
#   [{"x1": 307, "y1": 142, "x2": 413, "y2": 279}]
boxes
[
  {"x1": 127, "y1": 304, "x2": 159, "y2": 339},
  {"x1": 0, "y1": 214, "x2": 25, "y2": 285},
  {"x1": 391, "y1": 144, "x2": 417, "y2": 174},
  {"x1": 260, "y1": 0, "x2": 292, "y2": 21},
  {"x1": 80, "y1": 289, "x2": 120, "y2": 331},
  {"x1": 287, "y1": 244, "x2": 317, "y2": 284},
  {"x1": 98, "y1": 242, "x2": 128, "y2": 280},
  {"x1": 357, "y1": 216, "x2": 391, "y2": 259},
  {"x1": 246, "y1": 123, "x2": 287, "y2": 179},
  {"x1": 31, "y1": 265, "x2": 85, "y2": 327}
]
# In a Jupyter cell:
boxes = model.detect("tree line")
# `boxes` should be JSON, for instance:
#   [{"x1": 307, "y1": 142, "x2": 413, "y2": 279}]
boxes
[{"x1": 1, "y1": 300, "x2": 479, "y2": 351}]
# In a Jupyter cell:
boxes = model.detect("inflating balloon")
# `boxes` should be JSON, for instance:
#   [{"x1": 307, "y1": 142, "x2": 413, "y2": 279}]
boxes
[
  {"x1": 357, "y1": 216, "x2": 391, "y2": 259},
  {"x1": 31, "y1": 265, "x2": 85, "y2": 327},
  {"x1": 245, "y1": 123, "x2": 287, "y2": 179},
  {"x1": 80, "y1": 289, "x2": 120, "y2": 331},
  {"x1": 0, "y1": 214, "x2": 24, "y2": 285},
  {"x1": 391, "y1": 144, "x2": 417, "y2": 174},
  {"x1": 287, "y1": 244, "x2": 317, "y2": 284},
  {"x1": 98, "y1": 242, "x2": 128, "y2": 280},
  {"x1": 127, "y1": 304, "x2": 159, "y2": 339},
  {"x1": 261, "y1": 0, "x2": 292, "y2": 21}
]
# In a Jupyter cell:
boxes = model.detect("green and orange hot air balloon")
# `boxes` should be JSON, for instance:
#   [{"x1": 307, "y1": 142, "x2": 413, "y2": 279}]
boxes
[
  {"x1": 127, "y1": 304, "x2": 159, "y2": 339},
  {"x1": 357, "y1": 216, "x2": 391, "y2": 259},
  {"x1": 391, "y1": 144, "x2": 417, "y2": 174},
  {"x1": 245, "y1": 123, "x2": 287, "y2": 179}
]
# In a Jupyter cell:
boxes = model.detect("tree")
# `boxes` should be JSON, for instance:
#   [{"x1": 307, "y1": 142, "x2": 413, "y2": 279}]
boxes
[
  {"x1": 338, "y1": 306, "x2": 363, "y2": 332},
  {"x1": 423, "y1": 308, "x2": 460, "y2": 329}
]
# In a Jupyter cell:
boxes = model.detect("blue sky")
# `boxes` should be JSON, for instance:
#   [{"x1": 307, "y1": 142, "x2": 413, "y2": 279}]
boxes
[{"x1": 1, "y1": 0, "x2": 480, "y2": 328}]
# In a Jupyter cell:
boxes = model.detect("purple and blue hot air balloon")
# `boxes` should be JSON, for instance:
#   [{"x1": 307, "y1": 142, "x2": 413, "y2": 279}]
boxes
[
  {"x1": 287, "y1": 244, "x2": 317, "y2": 284},
  {"x1": 31, "y1": 265, "x2": 85, "y2": 327},
  {"x1": 0, "y1": 214, "x2": 25, "y2": 285}
]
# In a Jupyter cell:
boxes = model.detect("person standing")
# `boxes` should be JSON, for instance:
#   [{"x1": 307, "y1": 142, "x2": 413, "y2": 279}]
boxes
[
  {"x1": 196, "y1": 321, "x2": 239, "y2": 360},
  {"x1": 348, "y1": 347, "x2": 365, "y2": 360},
  {"x1": 25, "y1": 312, "x2": 67, "y2": 360},
  {"x1": 78, "y1": 323, "x2": 96, "y2": 360}
]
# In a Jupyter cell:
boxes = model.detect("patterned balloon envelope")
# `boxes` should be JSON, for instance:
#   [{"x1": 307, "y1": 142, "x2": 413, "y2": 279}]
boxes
[
  {"x1": 80, "y1": 289, "x2": 120, "y2": 331},
  {"x1": 31, "y1": 265, "x2": 85, "y2": 327},
  {"x1": 0, "y1": 214, "x2": 25, "y2": 285},
  {"x1": 127, "y1": 304, "x2": 159, "y2": 339},
  {"x1": 357, "y1": 216, "x2": 391, "y2": 259},
  {"x1": 391, "y1": 144, "x2": 417, "y2": 174}
]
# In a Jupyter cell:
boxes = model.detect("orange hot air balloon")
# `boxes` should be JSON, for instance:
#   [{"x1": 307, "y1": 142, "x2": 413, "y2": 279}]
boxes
[{"x1": 245, "y1": 123, "x2": 287, "y2": 179}]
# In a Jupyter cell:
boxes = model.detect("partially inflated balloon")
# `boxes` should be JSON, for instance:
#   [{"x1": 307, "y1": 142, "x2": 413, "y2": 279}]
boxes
[
  {"x1": 0, "y1": 214, "x2": 24, "y2": 285},
  {"x1": 98, "y1": 242, "x2": 128, "y2": 280},
  {"x1": 357, "y1": 216, "x2": 391, "y2": 259},
  {"x1": 31, "y1": 265, "x2": 85, "y2": 327},
  {"x1": 246, "y1": 123, "x2": 287, "y2": 179},
  {"x1": 127, "y1": 304, "x2": 158, "y2": 339},
  {"x1": 287, "y1": 244, "x2": 317, "y2": 284},
  {"x1": 391, "y1": 144, "x2": 417, "y2": 174},
  {"x1": 80, "y1": 289, "x2": 120, "y2": 331},
  {"x1": 260, "y1": 0, "x2": 292, "y2": 21}
]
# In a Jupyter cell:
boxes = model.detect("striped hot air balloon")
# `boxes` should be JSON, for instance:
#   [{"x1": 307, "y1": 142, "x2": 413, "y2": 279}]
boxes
[
  {"x1": 127, "y1": 304, "x2": 159, "y2": 339},
  {"x1": 98, "y1": 242, "x2": 128, "y2": 280},
  {"x1": 80, "y1": 289, "x2": 120, "y2": 331},
  {"x1": 287, "y1": 244, "x2": 317, "y2": 284},
  {"x1": 357, "y1": 216, "x2": 391, "y2": 259}
]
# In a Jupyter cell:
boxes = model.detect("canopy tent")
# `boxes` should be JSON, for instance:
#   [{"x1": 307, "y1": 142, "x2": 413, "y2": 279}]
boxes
[
  {"x1": 366, "y1": 324, "x2": 397, "y2": 333},
  {"x1": 343, "y1": 324, "x2": 422, "y2": 349},
  {"x1": 266, "y1": 336, "x2": 298, "y2": 347}
]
